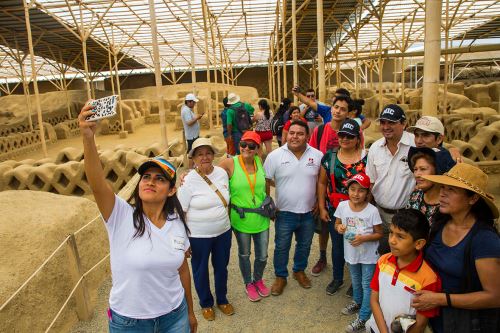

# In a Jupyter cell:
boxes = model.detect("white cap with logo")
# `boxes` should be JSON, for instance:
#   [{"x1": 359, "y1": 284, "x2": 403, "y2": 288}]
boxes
[{"x1": 408, "y1": 116, "x2": 444, "y2": 135}]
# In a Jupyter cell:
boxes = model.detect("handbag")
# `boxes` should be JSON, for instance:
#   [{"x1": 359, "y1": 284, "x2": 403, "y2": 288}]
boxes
[{"x1": 231, "y1": 195, "x2": 276, "y2": 219}]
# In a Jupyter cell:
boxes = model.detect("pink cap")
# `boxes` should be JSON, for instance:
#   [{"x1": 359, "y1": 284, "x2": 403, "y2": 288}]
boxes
[{"x1": 346, "y1": 173, "x2": 371, "y2": 189}]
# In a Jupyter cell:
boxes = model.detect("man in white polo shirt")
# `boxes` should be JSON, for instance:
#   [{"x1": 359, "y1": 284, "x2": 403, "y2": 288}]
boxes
[
  {"x1": 264, "y1": 120, "x2": 323, "y2": 296},
  {"x1": 366, "y1": 104, "x2": 415, "y2": 254}
]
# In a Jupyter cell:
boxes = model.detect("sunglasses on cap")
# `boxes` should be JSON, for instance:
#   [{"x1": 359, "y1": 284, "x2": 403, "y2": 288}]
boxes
[
  {"x1": 338, "y1": 133, "x2": 356, "y2": 140},
  {"x1": 239, "y1": 141, "x2": 258, "y2": 150}
]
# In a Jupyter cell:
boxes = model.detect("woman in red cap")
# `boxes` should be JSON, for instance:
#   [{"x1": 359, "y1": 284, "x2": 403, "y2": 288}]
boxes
[{"x1": 219, "y1": 131, "x2": 272, "y2": 302}]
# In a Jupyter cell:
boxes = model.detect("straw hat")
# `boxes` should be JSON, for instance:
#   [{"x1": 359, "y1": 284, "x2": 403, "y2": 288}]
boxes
[
  {"x1": 422, "y1": 163, "x2": 498, "y2": 218},
  {"x1": 188, "y1": 137, "x2": 218, "y2": 158}
]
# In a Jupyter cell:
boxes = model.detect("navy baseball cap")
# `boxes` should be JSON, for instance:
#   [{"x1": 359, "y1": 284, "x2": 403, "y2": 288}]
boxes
[
  {"x1": 408, "y1": 146, "x2": 456, "y2": 175},
  {"x1": 338, "y1": 119, "x2": 361, "y2": 137},
  {"x1": 377, "y1": 104, "x2": 406, "y2": 122}
]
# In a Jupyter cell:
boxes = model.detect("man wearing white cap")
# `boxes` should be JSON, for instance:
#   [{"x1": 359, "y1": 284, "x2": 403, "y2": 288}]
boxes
[
  {"x1": 407, "y1": 116, "x2": 461, "y2": 161},
  {"x1": 226, "y1": 93, "x2": 254, "y2": 154},
  {"x1": 181, "y1": 93, "x2": 204, "y2": 154}
]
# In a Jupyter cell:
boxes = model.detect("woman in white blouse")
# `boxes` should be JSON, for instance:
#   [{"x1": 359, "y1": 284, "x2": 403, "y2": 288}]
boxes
[
  {"x1": 177, "y1": 138, "x2": 234, "y2": 322},
  {"x1": 79, "y1": 103, "x2": 197, "y2": 333}
]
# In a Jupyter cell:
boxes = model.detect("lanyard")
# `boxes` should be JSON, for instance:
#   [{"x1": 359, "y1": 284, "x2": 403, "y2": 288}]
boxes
[{"x1": 238, "y1": 155, "x2": 257, "y2": 204}]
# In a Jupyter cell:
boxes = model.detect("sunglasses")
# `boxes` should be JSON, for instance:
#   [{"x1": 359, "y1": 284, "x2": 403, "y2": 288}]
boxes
[
  {"x1": 338, "y1": 133, "x2": 356, "y2": 140},
  {"x1": 306, "y1": 94, "x2": 315, "y2": 98},
  {"x1": 239, "y1": 141, "x2": 258, "y2": 150}
]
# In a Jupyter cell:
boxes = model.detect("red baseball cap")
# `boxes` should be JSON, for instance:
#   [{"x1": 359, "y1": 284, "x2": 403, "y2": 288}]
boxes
[
  {"x1": 241, "y1": 131, "x2": 261, "y2": 145},
  {"x1": 346, "y1": 173, "x2": 371, "y2": 189}
]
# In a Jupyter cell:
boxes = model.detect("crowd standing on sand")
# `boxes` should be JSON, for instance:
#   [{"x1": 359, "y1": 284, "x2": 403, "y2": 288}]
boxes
[{"x1": 79, "y1": 86, "x2": 499, "y2": 333}]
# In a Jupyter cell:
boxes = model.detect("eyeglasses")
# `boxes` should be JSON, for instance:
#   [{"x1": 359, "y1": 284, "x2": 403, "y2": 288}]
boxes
[
  {"x1": 239, "y1": 141, "x2": 258, "y2": 150},
  {"x1": 338, "y1": 133, "x2": 356, "y2": 140}
]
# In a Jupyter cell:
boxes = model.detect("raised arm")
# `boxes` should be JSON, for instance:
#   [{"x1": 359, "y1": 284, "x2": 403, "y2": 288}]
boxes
[
  {"x1": 292, "y1": 86, "x2": 318, "y2": 111},
  {"x1": 79, "y1": 103, "x2": 115, "y2": 221}
]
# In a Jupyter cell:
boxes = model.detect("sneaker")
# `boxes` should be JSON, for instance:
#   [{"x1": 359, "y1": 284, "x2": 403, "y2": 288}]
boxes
[
  {"x1": 345, "y1": 318, "x2": 366, "y2": 333},
  {"x1": 326, "y1": 280, "x2": 344, "y2": 295},
  {"x1": 345, "y1": 285, "x2": 353, "y2": 298},
  {"x1": 245, "y1": 283, "x2": 261, "y2": 302},
  {"x1": 341, "y1": 302, "x2": 360, "y2": 315},
  {"x1": 254, "y1": 279, "x2": 270, "y2": 297},
  {"x1": 311, "y1": 258, "x2": 327, "y2": 276}
]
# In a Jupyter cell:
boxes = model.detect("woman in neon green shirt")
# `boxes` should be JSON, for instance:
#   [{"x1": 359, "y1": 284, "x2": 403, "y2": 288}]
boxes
[{"x1": 219, "y1": 131, "x2": 271, "y2": 302}]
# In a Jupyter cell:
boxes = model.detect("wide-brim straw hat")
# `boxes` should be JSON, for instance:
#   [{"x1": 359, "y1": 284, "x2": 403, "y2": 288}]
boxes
[
  {"x1": 188, "y1": 137, "x2": 218, "y2": 158},
  {"x1": 422, "y1": 163, "x2": 499, "y2": 218}
]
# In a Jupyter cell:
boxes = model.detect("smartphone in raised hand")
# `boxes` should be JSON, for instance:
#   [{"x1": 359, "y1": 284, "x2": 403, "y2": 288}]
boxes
[{"x1": 85, "y1": 95, "x2": 119, "y2": 121}]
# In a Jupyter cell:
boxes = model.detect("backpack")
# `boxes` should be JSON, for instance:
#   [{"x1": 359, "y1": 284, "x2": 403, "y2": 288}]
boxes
[
  {"x1": 232, "y1": 104, "x2": 251, "y2": 132},
  {"x1": 271, "y1": 110, "x2": 285, "y2": 136}
]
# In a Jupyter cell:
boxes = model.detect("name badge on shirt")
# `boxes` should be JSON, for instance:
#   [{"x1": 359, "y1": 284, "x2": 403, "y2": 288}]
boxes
[{"x1": 172, "y1": 236, "x2": 186, "y2": 251}]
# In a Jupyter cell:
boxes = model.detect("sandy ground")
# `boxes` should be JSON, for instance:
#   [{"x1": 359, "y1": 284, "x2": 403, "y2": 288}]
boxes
[{"x1": 70, "y1": 226, "x2": 354, "y2": 333}]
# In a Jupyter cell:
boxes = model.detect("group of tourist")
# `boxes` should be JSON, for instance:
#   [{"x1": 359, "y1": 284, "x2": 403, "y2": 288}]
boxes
[{"x1": 78, "y1": 84, "x2": 499, "y2": 333}]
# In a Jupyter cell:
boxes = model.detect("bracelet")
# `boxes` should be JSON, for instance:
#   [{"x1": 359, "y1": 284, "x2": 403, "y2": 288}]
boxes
[{"x1": 445, "y1": 293, "x2": 452, "y2": 307}]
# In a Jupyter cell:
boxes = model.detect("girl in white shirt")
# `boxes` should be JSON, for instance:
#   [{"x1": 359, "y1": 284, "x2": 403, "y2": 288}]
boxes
[
  {"x1": 79, "y1": 103, "x2": 197, "y2": 333},
  {"x1": 334, "y1": 173, "x2": 383, "y2": 333}
]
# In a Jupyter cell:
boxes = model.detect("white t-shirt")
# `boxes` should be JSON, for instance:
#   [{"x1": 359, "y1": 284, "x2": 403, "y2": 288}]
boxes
[
  {"x1": 105, "y1": 195, "x2": 189, "y2": 319},
  {"x1": 177, "y1": 166, "x2": 231, "y2": 237},
  {"x1": 366, "y1": 131, "x2": 415, "y2": 209},
  {"x1": 334, "y1": 201, "x2": 382, "y2": 264},
  {"x1": 264, "y1": 144, "x2": 323, "y2": 213}
]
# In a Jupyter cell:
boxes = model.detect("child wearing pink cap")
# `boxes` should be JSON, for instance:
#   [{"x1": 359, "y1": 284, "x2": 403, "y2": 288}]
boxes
[{"x1": 334, "y1": 173, "x2": 383, "y2": 333}]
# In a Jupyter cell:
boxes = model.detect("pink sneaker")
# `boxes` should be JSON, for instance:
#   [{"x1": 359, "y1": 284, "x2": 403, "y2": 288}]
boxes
[
  {"x1": 254, "y1": 279, "x2": 270, "y2": 297},
  {"x1": 246, "y1": 283, "x2": 261, "y2": 302}
]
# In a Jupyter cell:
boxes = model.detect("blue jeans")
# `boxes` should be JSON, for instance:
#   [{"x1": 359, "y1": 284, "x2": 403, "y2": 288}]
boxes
[
  {"x1": 348, "y1": 263, "x2": 376, "y2": 321},
  {"x1": 274, "y1": 211, "x2": 315, "y2": 278},
  {"x1": 232, "y1": 131, "x2": 243, "y2": 154},
  {"x1": 234, "y1": 229, "x2": 270, "y2": 285},
  {"x1": 189, "y1": 229, "x2": 232, "y2": 308},
  {"x1": 328, "y1": 219, "x2": 345, "y2": 282},
  {"x1": 108, "y1": 298, "x2": 189, "y2": 333}
]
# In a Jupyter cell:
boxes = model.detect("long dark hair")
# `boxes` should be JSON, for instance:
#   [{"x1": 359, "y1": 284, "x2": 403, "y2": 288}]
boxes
[
  {"x1": 352, "y1": 99, "x2": 365, "y2": 117},
  {"x1": 430, "y1": 190, "x2": 497, "y2": 241},
  {"x1": 129, "y1": 179, "x2": 190, "y2": 238},
  {"x1": 258, "y1": 99, "x2": 271, "y2": 120},
  {"x1": 277, "y1": 98, "x2": 292, "y2": 116}
]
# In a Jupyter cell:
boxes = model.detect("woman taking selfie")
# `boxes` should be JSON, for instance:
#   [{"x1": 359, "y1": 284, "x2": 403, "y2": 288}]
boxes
[{"x1": 79, "y1": 103, "x2": 197, "y2": 333}]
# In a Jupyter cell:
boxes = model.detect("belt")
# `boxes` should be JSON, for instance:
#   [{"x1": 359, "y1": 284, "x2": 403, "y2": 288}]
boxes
[{"x1": 378, "y1": 206, "x2": 398, "y2": 214}]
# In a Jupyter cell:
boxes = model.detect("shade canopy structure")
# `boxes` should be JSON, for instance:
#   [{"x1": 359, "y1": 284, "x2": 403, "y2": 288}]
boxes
[{"x1": 0, "y1": 0, "x2": 497, "y2": 83}]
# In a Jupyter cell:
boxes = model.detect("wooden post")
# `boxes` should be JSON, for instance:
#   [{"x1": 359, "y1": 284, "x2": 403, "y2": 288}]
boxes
[
  {"x1": 393, "y1": 58, "x2": 397, "y2": 95},
  {"x1": 208, "y1": 12, "x2": 220, "y2": 126},
  {"x1": 421, "y1": 0, "x2": 442, "y2": 116},
  {"x1": 108, "y1": 47, "x2": 115, "y2": 95},
  {"x1": 354, "y1": 29, "x2": 359, "y2": 98},
  {"x1": 401, "y1": 20, "x2": 406, "y2": 104},
  {"x1": 187, "y1": 0, "x2": 197, "y2": 93},
  {"x1": 317, "y1": 0, "x2": 326, "y2": 102},
  {"x1": 81, "y1": 36, "x2": 92, "y2": 101},
  {"x1": 23, "y1": 0, "x2": 47, "y2": 157},
  {"x1": 275, "y1": 19, "x2": 282, "y2": 102},
  {"x1": 336, "y1": 50, "x2": 341, "y2": 87},
  {"x1": 281, "y1": 0, "x2": 287, "y2": 98},
  {"x1": 148, "y1": 0, "x2": 168, "y2": 149},
  {"x1": 442, "y1": 0, "x2": 450, "y2": 114},
  {"x1": 19, "y1": 62, "x2": 34, "y2": 131},
  {"x1": 201, "y1": 0, "x2": 212, "y2": 129},
  {"x1": 113, "y1": 49, "x2": 127, "y2": 138},
  {"x1": 61, "y1": 72, "x2": 72, "y2": 120},
  {"x1": 378, "y1": 4, "x2": 384, "y2": 113},
  {"x1": 292, "y1": 0, "x2": 298, "y2": 104},
  {"x1": 65, "y1": 234, "x2": 92, "y2": 321}
]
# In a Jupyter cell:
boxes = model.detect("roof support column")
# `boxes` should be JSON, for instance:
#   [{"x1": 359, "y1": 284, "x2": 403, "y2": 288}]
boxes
[
  {"x1": 292, "y1": 0, "x2": 298, "y2": 104},
  {"x1": 316, "y1": 0, "x2": 326, "y2": 102},
  {"x1": 377, "y1": 4, "x2": 384, "y2": 113},
  {"x1": 422, "y1": 0, "x2": 442, "y2": 116},
  {"x1": 19, "y1": 62, "x2": 34, "y2": 131},
  {"x1": 187, "y1": 0, "x2": 197, "y2": 92},
  {"x1": 23, "y1": 0, "x2": 47, "y2": 157},
  {"x1": 281, "y1": 0, "x2": 287, "y2": 98},
  {"x1": 275, "y1": 20, "x2": 282, "y2": 102},
  {"x1": 148, "y1": 0, "x2": 168, "y2": 149},
  {"x1": 201, "y1": 0, "x2": 212, "y2": 129},
  {"x1": 112, "y1": 49, "x2": 126, "y2": 138},
  {"x1": 442, "y1": 0, "x2": 450, "y2": 114}
]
